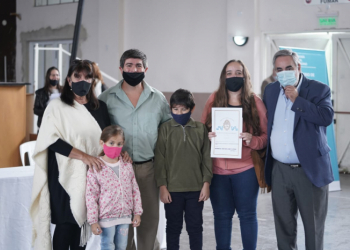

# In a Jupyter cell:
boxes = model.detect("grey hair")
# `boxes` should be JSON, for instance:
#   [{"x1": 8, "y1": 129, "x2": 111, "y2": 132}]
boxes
[{"x1": 273, "y1": 49, "x2": 300, "y2": 68}]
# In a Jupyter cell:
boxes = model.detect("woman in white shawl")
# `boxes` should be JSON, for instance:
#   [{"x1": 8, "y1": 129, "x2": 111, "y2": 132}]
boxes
[{"x1": 30, "y1": 60, "x2": 128, "y2": 250}]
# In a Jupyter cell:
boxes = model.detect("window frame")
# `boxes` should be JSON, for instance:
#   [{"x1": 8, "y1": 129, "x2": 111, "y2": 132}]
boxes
[{"x1": 35, "y1": 0, "x2": 79, "y2": 7}]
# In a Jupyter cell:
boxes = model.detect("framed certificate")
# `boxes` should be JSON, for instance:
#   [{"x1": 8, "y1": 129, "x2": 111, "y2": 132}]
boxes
[{"x1": 211, "y1": 107, "x2": 243, "y2": 159}]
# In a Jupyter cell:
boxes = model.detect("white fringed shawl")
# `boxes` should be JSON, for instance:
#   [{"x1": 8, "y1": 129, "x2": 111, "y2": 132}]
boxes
[{"x1": 30, "y1": 99, "x2": 102, "y2": 250}]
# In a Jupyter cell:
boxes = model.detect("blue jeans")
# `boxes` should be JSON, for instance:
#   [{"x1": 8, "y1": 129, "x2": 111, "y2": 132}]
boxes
[
  {"x1": 100, "y1": 224, "x2": 129, "y2": 250},
  {"x1": 210, "y1": 167, "x2": 259, "y2": 250}
]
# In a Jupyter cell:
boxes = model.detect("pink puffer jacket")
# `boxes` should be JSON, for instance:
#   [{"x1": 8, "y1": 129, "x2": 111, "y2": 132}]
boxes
[{"x1": 86, "y1": 158, "x2": 143, "y2": 225}]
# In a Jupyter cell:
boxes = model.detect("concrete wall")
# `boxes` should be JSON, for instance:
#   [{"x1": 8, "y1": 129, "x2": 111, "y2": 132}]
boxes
[
  {"x1": 16, "y1": 0, "x2": 350, "y2": 92},
  {"x1": 16, "y1": 0, "x2": 77, "y2": 82},
  {"x1": 16, "y1": 0, "x2": 124, "y2": 85},
  {"x1": 16, "y1": 0, "x2": 350, "y2": 168},
  {"x1": 16, "y1": 0, "x2": 350, "y2": 90}
]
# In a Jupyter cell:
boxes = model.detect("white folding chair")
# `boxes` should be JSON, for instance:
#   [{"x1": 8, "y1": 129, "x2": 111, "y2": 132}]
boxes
[{"x1": 19, "y1": 141, "x2": 36, "y2": 167}]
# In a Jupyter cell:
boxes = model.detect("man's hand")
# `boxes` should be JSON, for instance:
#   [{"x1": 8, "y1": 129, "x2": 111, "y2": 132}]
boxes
[
  {"x1": 91, "y1": 223, "x2": 102, "y2": 235},
  {"x1": 160, "y1": 186, "x2": 172, "y2": 204},
  {"x1": 284, "y1": 86, "x2": 299, "y2": 103},
  {"x1": 132, "y1": 215, "x2": 141, "y2": 227},
  {"x1": 199, "y1": 182, "x2": 210, "y2": 202},
  {"x1": 121, "y1": 151, "x2": 133, "y2": 163}
]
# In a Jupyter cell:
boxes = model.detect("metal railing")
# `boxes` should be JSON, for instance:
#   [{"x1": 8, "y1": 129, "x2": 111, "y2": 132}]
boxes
[
  {"x1": 33, "y1": 43, "x2": 119, "y2": 133},
  {"x1": 33, "y1": 43, "x2": 119, "y2": 92}
]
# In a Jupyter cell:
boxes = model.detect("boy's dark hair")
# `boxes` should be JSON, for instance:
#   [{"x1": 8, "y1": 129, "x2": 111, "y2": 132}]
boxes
[
  {"x1": 120, "y1": 49, "x2": 148, "y2": 69},
  {"x1": 170, "y1": 89, "x2": 195, "y2": 110}
]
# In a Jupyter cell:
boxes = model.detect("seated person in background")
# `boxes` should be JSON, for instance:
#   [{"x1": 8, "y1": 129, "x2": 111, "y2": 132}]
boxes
[
  {"x1": 155, "y1": 88, "x2": 212, "y2": 250},
  {"x1": 33, "y1": 66, "x2": 62, "y2": 131}
]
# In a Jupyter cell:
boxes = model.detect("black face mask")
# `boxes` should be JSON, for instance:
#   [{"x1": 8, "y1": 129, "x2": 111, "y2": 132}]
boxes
[
  {"x1": 225, "y1": 77, "x2": 244, "y2": 92},
  {"x1": 71, "y1": 80, "x2": 91, "y2": 97},
  {"x1": 123, "y1": 72, "x2": 145, "y2": 87},
  {"x1": 49, "y1": 79, "x2": 59, "y2": 86}
]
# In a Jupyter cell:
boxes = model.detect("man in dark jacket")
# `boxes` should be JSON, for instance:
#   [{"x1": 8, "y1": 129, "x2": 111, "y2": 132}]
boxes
[{"x1": 263, "y1": 49, "x2": 334, "y2": 250}]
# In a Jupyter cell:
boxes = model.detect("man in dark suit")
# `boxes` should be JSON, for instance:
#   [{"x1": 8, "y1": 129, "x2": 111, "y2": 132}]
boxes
[{"x1": 263, "y1": 49, "x2": 334, "y2": 250}]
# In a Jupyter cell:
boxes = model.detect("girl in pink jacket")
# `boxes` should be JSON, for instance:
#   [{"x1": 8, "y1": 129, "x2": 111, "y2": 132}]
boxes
[{"x1": 86, "y1": 125, "x2": 143, "y2": 250}]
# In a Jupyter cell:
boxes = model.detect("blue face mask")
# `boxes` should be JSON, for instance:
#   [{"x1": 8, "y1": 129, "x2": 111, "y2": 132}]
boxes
[
  {"x1": 277, "y1": 70, "x2": 297, "y2": 88},
  {"x1": 171, "y1": 111, "x2": 191, "y2": 126}
]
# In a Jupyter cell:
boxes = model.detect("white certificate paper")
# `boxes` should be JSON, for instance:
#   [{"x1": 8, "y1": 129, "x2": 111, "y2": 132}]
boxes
[{"x1": 211, "y1": 108, "x2": 243, "y2": 159}]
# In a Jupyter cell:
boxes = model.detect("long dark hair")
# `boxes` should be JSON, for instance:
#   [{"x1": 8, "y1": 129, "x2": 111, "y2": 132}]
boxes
[
  {"x1": 205, "y1": 60, "x2": 261, "y2": 136},
  {"x1": 60, "y1": 59, "x2": 100, "y2": 110},
  {"x1": 44, "y1": 67, "x2": 62, "y2": 94}
]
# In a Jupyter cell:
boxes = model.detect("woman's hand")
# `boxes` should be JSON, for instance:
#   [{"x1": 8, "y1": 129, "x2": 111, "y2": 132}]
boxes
[
  {"x1": 68, "y1": 148, "x2": 104, "y2": 172},
  {"x1": 91, "y1": 223, "x2": 102, "y2": 235},
  {"x1": 208, "y1": 132, "x2": 216, "y2": 141},
  {"x1": 199, "y1": 182, "x2": 210, "y2": 202},
  {"x1": 132, "y1": 215, "x2": 141, "y2": 227},
  {"x1": 160, "y1": 186, "x2": 172, "y2": 204},
  {"x1": 121, "y1": 151, "x2": 133, "y2": 163},
  {"x1": 81, "y1": 153, "x2": 104, "y2": 172},
  {"x1": 239, "y1": 132, "x2": 253, "y2": 146}
]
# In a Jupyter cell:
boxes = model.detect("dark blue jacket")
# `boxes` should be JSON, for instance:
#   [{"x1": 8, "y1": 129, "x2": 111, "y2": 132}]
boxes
[{"x1": 263, "y1": 74, "x2": 334, "y2": 188}]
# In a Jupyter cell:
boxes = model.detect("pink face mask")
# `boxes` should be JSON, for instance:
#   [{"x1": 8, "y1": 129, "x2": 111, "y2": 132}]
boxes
[{"x1": 103, "y1": 144, "x2": 123, "y2": 159}]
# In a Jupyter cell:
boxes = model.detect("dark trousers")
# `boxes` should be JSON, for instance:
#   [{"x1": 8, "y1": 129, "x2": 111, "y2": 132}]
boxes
[
  {"x1": 127, "y1": 161, "x2": 160, "y2": 250},
  {"x1": 52, "y1": 223, "x2": 86, "y2": 250},
  {"x1": 272, "y1": 160, "x2": 329, "y2": 250},
  {"x1": 164, "y1": 191, "x2": 204, "y2": 250},
  {"x1": 210, "y1": 167, "x2": 259, "y2": 250}
]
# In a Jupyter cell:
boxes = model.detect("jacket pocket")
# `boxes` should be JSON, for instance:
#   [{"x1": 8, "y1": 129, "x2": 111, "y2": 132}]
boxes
[{"x1": 318, "y1": 144, "x2": 331, "y2": 156}]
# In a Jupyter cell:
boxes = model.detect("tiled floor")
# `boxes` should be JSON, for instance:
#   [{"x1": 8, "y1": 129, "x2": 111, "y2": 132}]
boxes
[{"x1": 176, "y1": 174, "x2": 350, "y2": 250}]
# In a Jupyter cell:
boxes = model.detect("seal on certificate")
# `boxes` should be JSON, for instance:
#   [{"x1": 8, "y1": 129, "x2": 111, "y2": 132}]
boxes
[{"x1": 223, "y1": 120, "x2": 231, "y2": 131}]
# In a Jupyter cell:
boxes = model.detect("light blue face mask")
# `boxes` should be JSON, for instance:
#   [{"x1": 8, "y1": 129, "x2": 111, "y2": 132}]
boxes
[{"x1": 277, "y1": 70, "x2": 297, "y2": 88}]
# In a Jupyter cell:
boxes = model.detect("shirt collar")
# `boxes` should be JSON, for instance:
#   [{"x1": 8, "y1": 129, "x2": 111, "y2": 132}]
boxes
[
  {"x1": 109, "y1": 79, "x2": 155, "y2": 96},
  {"x1": 170, "y1": 117, "x2": 197, "y2": 127},
  {"x1": 297, "y1": 73, "x2": 303, "y2": 91}
]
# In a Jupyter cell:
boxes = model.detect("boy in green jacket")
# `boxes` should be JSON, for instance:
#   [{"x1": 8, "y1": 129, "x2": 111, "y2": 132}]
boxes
[{"x1": 154, "y1": 88, "x2": 212, "y2": 250}]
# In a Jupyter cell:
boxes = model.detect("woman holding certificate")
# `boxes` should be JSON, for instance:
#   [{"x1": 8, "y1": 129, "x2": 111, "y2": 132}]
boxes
[{"x1": 201, "y1": 60, "x2": 267, "y2": 250}]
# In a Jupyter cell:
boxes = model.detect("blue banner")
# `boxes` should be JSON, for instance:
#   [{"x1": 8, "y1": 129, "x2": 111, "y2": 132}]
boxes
[{"x1": 280, "y1": 47, "x2": 340, "y2": 185}]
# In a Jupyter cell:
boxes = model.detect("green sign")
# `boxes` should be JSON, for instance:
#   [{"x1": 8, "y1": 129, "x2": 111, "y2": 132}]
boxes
[{"x1": 319, "y1": 17, "x2": 337, "y2": 26}]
